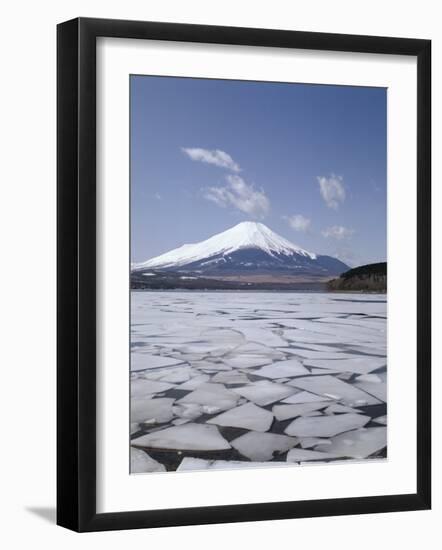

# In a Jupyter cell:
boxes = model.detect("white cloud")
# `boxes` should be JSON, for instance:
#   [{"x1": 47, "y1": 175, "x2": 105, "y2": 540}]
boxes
[
  {"x1": 204, "y1": 174, "x2": 270, "y2": 218},
  {"x1": 182, "y1": 147, "x2": 241, "y2": 172},
  {"x1": 321, "y1": 225, "x2": 354, "y2": 239},
  {"x1": 284, "y1": 214, "x2": 311, "y2": 232},
  {"x1": 317, "y1": 174, "x2": 346, "y2": 209},
  {"x1": 154, "y1": 192, "x2": 162, "y2": 200}
]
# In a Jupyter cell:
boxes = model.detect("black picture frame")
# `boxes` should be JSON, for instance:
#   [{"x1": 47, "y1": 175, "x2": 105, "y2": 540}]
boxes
[{"x1": 57, "y1": 17, "x2": 431, "y2": 532}]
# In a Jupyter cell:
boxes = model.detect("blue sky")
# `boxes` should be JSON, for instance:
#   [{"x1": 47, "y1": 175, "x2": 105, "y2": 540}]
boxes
[{"x1": 131, "y1": 75, "x2": 386, "y2": 267}]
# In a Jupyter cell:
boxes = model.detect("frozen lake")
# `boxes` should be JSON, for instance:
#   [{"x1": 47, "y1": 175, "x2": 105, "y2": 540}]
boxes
[{"x1": 130, "y1": 291, "x2": 387, "y2": 473}]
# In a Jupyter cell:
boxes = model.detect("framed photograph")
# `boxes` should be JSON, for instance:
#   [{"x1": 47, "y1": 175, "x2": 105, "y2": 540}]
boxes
[{"x1": 57, "y1": 17, "x2": 431, "y2": 532}]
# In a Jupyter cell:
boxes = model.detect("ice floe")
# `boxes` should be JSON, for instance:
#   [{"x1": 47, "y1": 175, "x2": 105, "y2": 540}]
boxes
[
  {"x1": 286, "y1": 448, "x2": 342, "y2": 462},
  {"x1": 231, "y1": 431, "x2": 298, "y2": 461},
  {"x1": 177, "y1": 383, "x2": 239, "y2": 410},
  {"x1": 285, "y1": 413, "x2": 370, "y2": 437},
  {"x1": 172, "y1": 403, "x2": 203, "y2": 420},
  {"x1": 178, "y1": 374, "x2": 211, "y2": 390},
  {"x1": 235, "y1": 327, "x2": 288, "y2": 348},
  {"x1": 299, "y1": 437, "x2": 332, "y2": 448},
  {"x1": 131, "y1": 378, "x2": 175, "y2": 398},
  {"x1": 130, "y1": 447, "x2": 166, "y2": 473},
  {"x1": 207, "y1": 402, "x2": 273, "y2": 432},
  {"x1": 178, "y1": 383, "x2": 239, "y2": 411},
  {"x1": 324, "y1": 404, "x2": 362, "y2": 414},
  {"x1": 132, "y1": 423, "x2": 231, "y2": 451},
  {"x1": 272, "y1": 402, "x2": 330, "y2": 421},
  {"x1": 139, "y1": 365, "x2": 190, "y2": 381},
  {"x1": 131, "y1": 422, "x2": 140, "y2": 434},
  {"x1": 131, "y1": 397, "x2": 175, "y2": 424},
  {"x1": 253, "y1": 359, "x2": 309, "y2": 379},
  {"x1": 281, "y1": 390, "x2": 333, "y2": 404},
  {"x1": 288, "y1": 375, "x2": 382, "y2": 406},
  {"x1": 172, "y1": 418, "x2": 191, "y2": 426},
  {"x1": 304, "y1": 357, "x2": 386, "y2": 375},
  {"x1": 355, "y1": 373, "x2": 383, "y2": 383},
  {"x1": 131, "y1": 353, "x2": 184, "y2": 372},
  {"x1": 232, "y1": 380, "x2": 296, "y2": 406},
  {"x1": 211, "y1": 372, "x2": 250, "y2": 384},
  {"x1": 307, "y1": 368, "x2": 343, "y2": 376},
  {"x1": 287, "y1": 350, "x2": 355, "y2": 361},
  {"x1": 222, "y1": 342, "x2": 284, "y2": 369},
  {"x1": 315, "y1": 427, "x2": 387, "y2": 458},
  {"x1": 354, "y1": 381, "x2": 387, "y2": 402},
  {"x1": 158, "y1": 370, "x2": 192, "y2": 384}
]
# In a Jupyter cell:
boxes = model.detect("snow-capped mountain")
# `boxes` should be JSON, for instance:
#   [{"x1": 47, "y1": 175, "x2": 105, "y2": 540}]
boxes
[{"x1": 133, "y1": 222, "x2": 349, "y2": 278}]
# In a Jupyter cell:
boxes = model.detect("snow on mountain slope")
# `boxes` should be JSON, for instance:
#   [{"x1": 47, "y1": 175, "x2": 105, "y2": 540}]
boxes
[{"x1": 134, "y1": 222, "x2": 316, "y2": 270}]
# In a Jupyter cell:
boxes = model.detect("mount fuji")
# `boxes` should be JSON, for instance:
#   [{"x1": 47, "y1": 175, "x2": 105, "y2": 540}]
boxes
[{"x1": 132, "y1": 222, "x2": 349, "y2": 289}]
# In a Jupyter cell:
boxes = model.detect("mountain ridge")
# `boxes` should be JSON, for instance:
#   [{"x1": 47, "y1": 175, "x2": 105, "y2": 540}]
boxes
[
  {"x1": 133, "y1": 221, "x2": 317, "y2": 271},
  {"x1": 132, "y1": 222, "x2": 350, "y2": 288}
]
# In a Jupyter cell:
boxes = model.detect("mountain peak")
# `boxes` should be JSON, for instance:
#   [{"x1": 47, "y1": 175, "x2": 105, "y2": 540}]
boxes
[
  {"x1": 213, "y1": 221, "x2": 314, "y2": 257},
  {"x1": 234, "y1": 220, "x2": 265, "y2": 229},
  {"x1": 228, "y1": 221, "x2": 275, "y2": 239},
  {"x1": 134, "y1": 222, "x2": 317, "y2": 270}
]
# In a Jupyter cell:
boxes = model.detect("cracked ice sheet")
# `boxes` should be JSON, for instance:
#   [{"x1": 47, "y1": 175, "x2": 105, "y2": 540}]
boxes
[
  {"x1": 196, "y1": 364, "x2": 233, "y2": 373},
  {"x1": 303, "y1": 411, "x2": 323, "y2": 417},
  {"x1": 170, "y1": 328, "x2": 245, "y2": 357},
  {"x1": 282, "y1": 343, "x2": 342, "y2": 353},
  {"x1": 286, "y1": 448, "x2": 343, "y2": 462},
  {"x1": 211, "y1": 371, "x2": 250, "y2": 384},
  {"x1": 288, "y1": 375, "x2": 382, "y2": 406},
  {"x1": 347, "y1": 344, "x2": 387, "y2": 356},
  {"x1": 324, "y1": 404, "x2": 362, "y2": 414},
  {"x1": 190, "y1": 360, "x2": 232, "y2": 371},
  {"x1": 140, "y1": 365, "x2": 192, "y2": 382},
  {"x1": 282, "y1": 330, "x2": 341, "y2": 345},
  {"x1": 131, "y1": 397, "x2": 175, "y2": 423},
  {"x1": 177, "y1": 374, "x2": 210, "y2": 390},
  {"x1": 299, "y1": 437, "x2": 332, "y2": 448},
  {"x1": 231, "y1": 431, "x2": 298, "y2": 461},
  {"x1": 132, "y1": 423, "x2": 231, "y2": 451},
  {"x1": 288, "y1": 301, "x2": 385, "y2": 316},
  {"x1": 285, "y1": 413, "x2": 370, "y2": 437},
  {"x1": 130, "y1": 353, "x2": 184, "y2": 372},
  {"x1": 316, "y1": 316, "x2": 386, "y2": 330},
  {"x1": 273, "y1": 318, "x2": 345, "y2": 333},
  {"x1": 177, "y1": 458, "x2": 290, "y2": 471},
  {"x1": 232, "y1": 380, "x2": 296, "y2": 406},
  {"x1": 177, "y1": 383, "x2": 239, "y2": 411},
  {"x1": 354, "y1": 381, "x2": 387, "y2": 402},
  {"x1": 316, "y1": 427, "x2": 387, "y2": 458},
  {"x1": 172, "y1": 403, "x2": 204, "y2": 420},
  {"x1": 307, "y1": 368, "x2": 343, "y2": 376},
  {"x1": 355, "y1": 373, "x2": 383, "y2": 383},
  {"x1": 304, "y1": 357, "x2": 386, "y2": 375},
  {"x1": 233, "y1": 326, "x2": 288, "y2": 347},
  {"x1": 207, "y1": 402, "x2": 273, "y2": 432},
  {"x1": 284, "y1": 326, "x2": 385, "y2": 347},
  {"x1": 282, "y1": 350, "x2": 357, "y2": 361},
  {"x1": 131, "y1": 379, "x2": 175, "y2": 398},
  {"x1": 273, "y1": 402, "x2": 331, "y2": 421},
  {"x1": 253, "y1": 359, "x2": 309, "y2": 379},
  {"x1": 222, "y1": 342, "x2": 285, "y2": 369},
  {"x1": 130, "y1": 447, "x2": 166, "y2": 473},
  {"x1": 281, "y1": 390, "x2": 333, "y2": 404}
]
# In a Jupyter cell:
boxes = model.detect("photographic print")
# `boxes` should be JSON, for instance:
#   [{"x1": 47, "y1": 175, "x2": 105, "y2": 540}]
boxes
[{"x1": 129, "y1": 76, "x2": 387, "y2": 474}]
